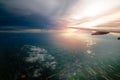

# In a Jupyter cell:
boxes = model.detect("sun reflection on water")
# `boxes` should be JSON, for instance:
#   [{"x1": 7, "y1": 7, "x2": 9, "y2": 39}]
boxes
[
  {"x1": 47, "y1": 31, "x2": 120, "y2": 80},
  {"x1": 51, "y1": 30, "x2": 96, "y2": 56}
]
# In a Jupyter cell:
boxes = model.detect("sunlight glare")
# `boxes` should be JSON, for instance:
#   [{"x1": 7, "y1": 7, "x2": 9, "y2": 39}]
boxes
[{"x1": 65, "y1": 0, "x2": 120, "y2": 29}]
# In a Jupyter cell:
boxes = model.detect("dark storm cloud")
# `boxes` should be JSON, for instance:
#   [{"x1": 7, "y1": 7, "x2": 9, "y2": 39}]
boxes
[
  {"x1": 0, "y1": 6, "x2": 54, "y2": 29},
  {"x1": 0, "y1": 0, "x2": 77, "y2": 17},
  {"x1": 0, "y1": 0, "x2": 78, "y2": 31}
]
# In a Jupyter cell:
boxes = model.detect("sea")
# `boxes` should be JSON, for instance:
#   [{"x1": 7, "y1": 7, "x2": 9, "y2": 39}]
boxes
[{"x1": 0, "y1": 32, "x2": 120, "y2": 80}]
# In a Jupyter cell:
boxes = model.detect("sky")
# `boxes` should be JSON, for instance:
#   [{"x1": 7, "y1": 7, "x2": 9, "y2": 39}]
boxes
[{"x1": 0, "y1": 0, "x2": 120, "y2": 33}]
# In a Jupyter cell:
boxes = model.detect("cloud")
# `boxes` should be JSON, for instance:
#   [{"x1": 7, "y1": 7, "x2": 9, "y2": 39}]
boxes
[
  {"x1": 0, "y1": 10, "x2": 53, "y2": 29},
  {"x1": 0, "y1": 5, "x2": 54, "y2": 29},
  {"x1": 20, "y1": 45, "x2": 57, "y2": 78},
  {"x1": 0, "y1": 28, "x2": 65, "y2": 33},
  {"x1": 0, "y1": 0, "x2": 77, "y2": 18},
  {"x1": 62, "y1": 5, "x2": 120, "y2": 30},
  {"x1": 0, "y1": 0, "x2": 78, "y2": 30},
  {"x1": 59, "y1": 0, "x2": 120, "y2": 28},
  {"x1": 24, "y1": 46, "x2": 47, "y2": 62},
  {"x1": 0, "y1": 0, "x2": 120, "y2": 31}
]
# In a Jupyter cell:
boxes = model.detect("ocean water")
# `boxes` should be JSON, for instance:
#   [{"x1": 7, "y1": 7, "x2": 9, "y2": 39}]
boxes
[{"x1": 0, "y1": 32, "x2": 120, "y2": 80}]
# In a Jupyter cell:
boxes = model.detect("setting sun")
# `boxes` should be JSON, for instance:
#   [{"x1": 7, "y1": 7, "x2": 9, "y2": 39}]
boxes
[{"x1": 64, "y1": 0, "x2": 120, "y2": 29}]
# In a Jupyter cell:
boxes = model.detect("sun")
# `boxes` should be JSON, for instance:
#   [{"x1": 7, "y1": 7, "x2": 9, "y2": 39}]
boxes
[
  {"x1": 64, "y1": 0, "x2": 120, "y2": 30},
  {"x1": 66, "y1": 29, "x2": 78, "y2": 33},
  {"x1": 69, "y1": 1, "x2": 114, "y2": 20},
  {"x1": 72, "y1": 4, "x2": 107, "y2": 20},
  {"x1": 84, "y1": 5, "x2": 105, "y2": 17}
]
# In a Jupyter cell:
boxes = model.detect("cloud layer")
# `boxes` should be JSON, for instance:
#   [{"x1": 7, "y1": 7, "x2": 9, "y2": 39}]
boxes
[
  {"x1": 0, "y1": 0, "x2": 120, "y2": 32},
  {"x1": 20, "y1": 45, "x2": 57, "y2": 78},
  {"x1": 0, "y1": 0, "x2": 76, "y2": 18}
]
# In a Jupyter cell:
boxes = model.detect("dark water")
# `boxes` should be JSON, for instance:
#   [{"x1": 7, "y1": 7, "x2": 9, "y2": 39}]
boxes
[{"x1": 0, "y1": 33, "x2": 120, "y2": 80}]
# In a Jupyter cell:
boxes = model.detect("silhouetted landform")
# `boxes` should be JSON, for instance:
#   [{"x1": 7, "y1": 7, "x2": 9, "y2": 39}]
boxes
[
  {"x1": 118, "y1": 37, "x2": 120, "y2": 40},
  {"x1": 91, "y1": 31, "x2": 109, "y2": 35}
]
